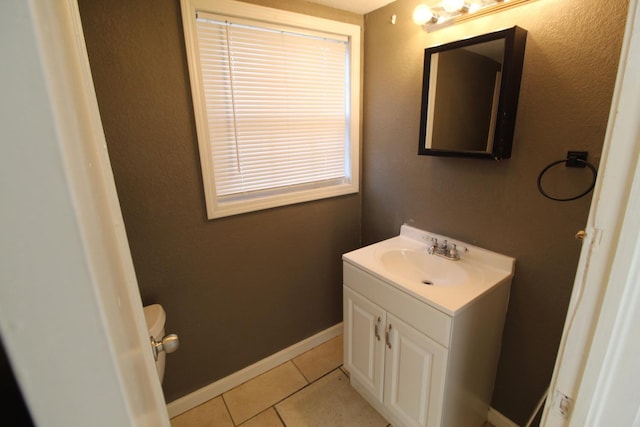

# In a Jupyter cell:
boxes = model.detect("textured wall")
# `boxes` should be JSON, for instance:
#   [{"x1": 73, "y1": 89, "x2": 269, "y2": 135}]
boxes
[
  {"x1": 77, "y1": 0, "x2": 362, "y2": 402},
  {"x1": 362, "y1": 0, "x2": 628, "y2": 424}
]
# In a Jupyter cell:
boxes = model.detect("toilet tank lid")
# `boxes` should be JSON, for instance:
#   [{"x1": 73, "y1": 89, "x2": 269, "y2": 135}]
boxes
[{"x1": 143, "y1": 304, "x2": 166, "y2": 336}]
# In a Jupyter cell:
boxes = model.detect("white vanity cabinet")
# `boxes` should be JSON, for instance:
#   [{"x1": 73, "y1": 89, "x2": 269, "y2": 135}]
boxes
[
  {"x1": 344, "y1": 285, "x2": 447, "y2": 427},
  {"x1": 343, "y1": 257, "x2": 511, "y2": 427}
]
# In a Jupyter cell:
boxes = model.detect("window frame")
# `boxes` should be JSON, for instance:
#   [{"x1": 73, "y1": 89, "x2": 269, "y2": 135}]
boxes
[{"x1": 180, "y1": 0, "x2": 361, "y2": 219}]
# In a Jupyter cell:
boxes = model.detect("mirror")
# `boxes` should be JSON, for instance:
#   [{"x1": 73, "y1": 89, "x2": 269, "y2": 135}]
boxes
[{"x1": 418, "y1": 26, "x2": 527, "y2": 159}]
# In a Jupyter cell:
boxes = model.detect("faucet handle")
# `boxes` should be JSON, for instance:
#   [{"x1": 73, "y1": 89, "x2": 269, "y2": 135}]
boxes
[
  {"x1": 426, "y1": 237, "x2": 437, "y2": 254},
  {"x1": 448, "y1": 244, "x2": 459, "y2": 260}
]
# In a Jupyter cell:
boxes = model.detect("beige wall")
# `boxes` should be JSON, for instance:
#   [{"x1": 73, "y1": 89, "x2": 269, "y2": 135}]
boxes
[
  {"x1": 363, "y1": 0, "x2": 628, "y2": 423},
  {"x1": 77, "y1": 0, "x2": 362, "y2": 402}
]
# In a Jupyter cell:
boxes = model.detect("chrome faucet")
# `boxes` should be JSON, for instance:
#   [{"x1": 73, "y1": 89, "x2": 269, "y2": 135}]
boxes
[{"x1": 427, "y1": 238, "x2": 462, "y2": 261}]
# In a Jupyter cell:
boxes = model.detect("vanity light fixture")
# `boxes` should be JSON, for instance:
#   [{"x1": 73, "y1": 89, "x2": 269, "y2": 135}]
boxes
[
  {"x1": 412, "y1": 4, "x2": 439, "y2": 25},
  {"x1": 442, "y1": 0, "x2": 469, "y2": 13},
  {"x1": 413, "y1": 0, "x2": 534, "y2": 32}
]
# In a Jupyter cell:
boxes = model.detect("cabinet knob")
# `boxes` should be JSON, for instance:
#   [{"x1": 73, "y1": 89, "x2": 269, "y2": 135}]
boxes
[{"x1": 374, "y1": 316, "x2": 381, "y2": 341}]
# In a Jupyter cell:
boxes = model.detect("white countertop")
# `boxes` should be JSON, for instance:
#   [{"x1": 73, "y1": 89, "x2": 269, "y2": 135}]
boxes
[{"x1": 342, "y1": 225, "x2": 516, "y2": 316}]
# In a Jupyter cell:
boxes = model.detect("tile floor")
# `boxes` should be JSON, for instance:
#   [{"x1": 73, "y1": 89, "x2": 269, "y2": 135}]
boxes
[{"x1": 170, "y1": 335, "x2": 494, "y2": 427}]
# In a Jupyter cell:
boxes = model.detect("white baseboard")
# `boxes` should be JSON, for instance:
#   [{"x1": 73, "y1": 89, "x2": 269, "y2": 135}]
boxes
[
  {"x1": 166, "y1": 323, "x2": 343, "y2": 418},
  {"x1": 488, "y1": 407, "x2": 520, "y2": 427}
]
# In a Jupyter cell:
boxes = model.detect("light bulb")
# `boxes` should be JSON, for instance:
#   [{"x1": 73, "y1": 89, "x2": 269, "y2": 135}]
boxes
[
  {"x1": 413, "y1": 4, "x2": 436, "y2": 25},
  {"x1": 442, "y1": 0, "x2": 466, "y2": 12},
  {"x1": 467, "y1": 0, "x2": 483, "y2": 12}
]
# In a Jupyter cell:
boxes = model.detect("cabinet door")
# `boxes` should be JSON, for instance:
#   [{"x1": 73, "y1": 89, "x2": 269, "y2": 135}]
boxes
[
  {"x1": 384, "y1": 313, "x2": 447, "y2": 427},
  {"x1": 343, "y1": 286, "x2": 386, "y2": 401}
]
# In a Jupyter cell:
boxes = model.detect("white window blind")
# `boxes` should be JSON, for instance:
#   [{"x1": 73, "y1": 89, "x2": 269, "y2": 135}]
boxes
[
  {"x1": 181, "y1": 0, "x2": 360, "y2": 219},
  {"x1": 191, "y1": 10, "x2": 356, "y2": 215}
]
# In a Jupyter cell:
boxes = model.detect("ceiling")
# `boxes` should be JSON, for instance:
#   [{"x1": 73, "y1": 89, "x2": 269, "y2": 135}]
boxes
[{"x1": 309, "y1": 0, "x2": 396, "y2": 14}]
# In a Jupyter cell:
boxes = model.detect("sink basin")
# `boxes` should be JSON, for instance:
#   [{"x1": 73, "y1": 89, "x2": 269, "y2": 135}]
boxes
[
  {"x1": 342, "y1": 225, "x2": 515, "y2": 315},
  {"x1": 377, "y1": 249, "x2": 479, "y2": 287}
]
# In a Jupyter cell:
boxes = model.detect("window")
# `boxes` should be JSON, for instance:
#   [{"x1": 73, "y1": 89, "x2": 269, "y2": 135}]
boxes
[{"x1": 180, "y1": 0, "x2": 361, "y2": 219}]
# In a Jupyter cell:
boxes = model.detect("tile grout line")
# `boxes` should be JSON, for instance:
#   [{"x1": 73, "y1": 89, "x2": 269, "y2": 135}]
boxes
[
  {"x1": 230, "y1": 360, "x2": 310, "y2": 426},
  {"x1": 340, "y1": 365, "x2": 349, "y2": 378},
  {"x1": 222, "y1": 360, "x2": 309, "y2": 426},
  {"x1": 290, "y1": 358, "x2": 311, "y2": 383},
  {"x1": 273, "y1": 366, "x2": 347, "y2": 427},
  {"x1": 271, "y1": 365, "x2": 343, "y2": 424},
  {"x1": 219, "y1": 393, "x2": 236, "y2": 426},
  {"x1": 273, "y1": 405, "x2": 287, "y2": 427},
  {"x1": 234, "y1": 365, "x2": 347, "y2": 427}
]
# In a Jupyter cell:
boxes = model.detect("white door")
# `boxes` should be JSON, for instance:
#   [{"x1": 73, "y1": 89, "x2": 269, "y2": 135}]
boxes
[
  {"x1": 384, "y1": 313, "x2": 447, "y2": 427},
  {"x1": 0, "y1": 1, "x2": 169, "y2": 426},
  {"x1": 344, "y1": 286, "x2": 386, "y2": 401},
  {"x1": 541, "y1": 0, "x2": 640, "y2": 425}
]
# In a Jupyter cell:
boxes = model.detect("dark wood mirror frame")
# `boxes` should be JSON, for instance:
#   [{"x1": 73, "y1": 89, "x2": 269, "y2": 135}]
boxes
[{"x1": 418, "y1": 26, "x2": 527, "y2": 160}]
